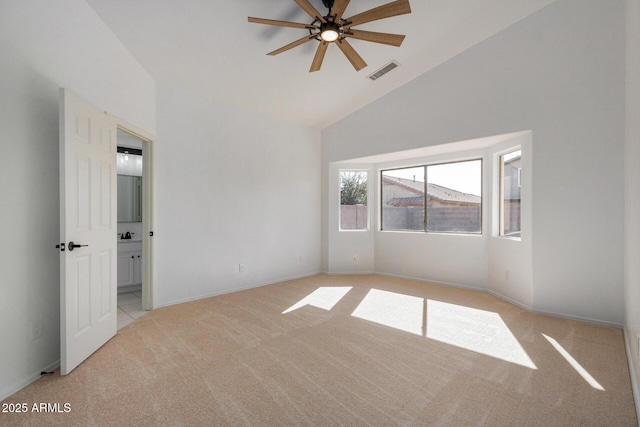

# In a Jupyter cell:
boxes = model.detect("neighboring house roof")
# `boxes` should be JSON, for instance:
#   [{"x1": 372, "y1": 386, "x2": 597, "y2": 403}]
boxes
[
  {"x1": 427, "y1": 182, "x2": 481, "y2": 204},
  {"x1": 382, "y1": 176, "x2": 481, "y2": 206},
  {"x1": 383, "y1": 175, "x2": 425, "y2": 193},
  {"x1": 505, "y1": 154, "x2": 521, "y2": 165}
]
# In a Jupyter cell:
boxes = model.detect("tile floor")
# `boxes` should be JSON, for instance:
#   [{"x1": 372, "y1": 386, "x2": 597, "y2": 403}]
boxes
[{"x1": 117, "y1": 291, "x2": 146, "y2": 330}]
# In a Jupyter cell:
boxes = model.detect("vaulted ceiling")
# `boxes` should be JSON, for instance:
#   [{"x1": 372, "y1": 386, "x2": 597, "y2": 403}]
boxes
[{"x1": 86, "y1": 0, "x2": 557, "y2": 129}]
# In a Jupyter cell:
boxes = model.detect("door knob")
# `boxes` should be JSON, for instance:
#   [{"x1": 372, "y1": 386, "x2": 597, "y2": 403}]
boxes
[{"x1": 68, "y1": 241, "x2": 88, "y2": 251}]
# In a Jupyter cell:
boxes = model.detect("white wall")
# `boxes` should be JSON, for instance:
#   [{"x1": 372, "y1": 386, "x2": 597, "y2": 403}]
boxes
[
  {"x1": 0, "y1": 0, "x2": 155, "y2": 401},
  {"x1": 625, "y1": 0, "x2": 640, "y2": 412},
  {"x1": 322, "y1": 0, "x2": 626, "y2": 325},
  {"x1": 154, "y1": 83, "x2": 321, "y2": 306}
]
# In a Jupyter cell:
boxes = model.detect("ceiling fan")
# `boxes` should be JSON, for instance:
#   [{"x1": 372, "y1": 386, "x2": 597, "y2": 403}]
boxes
[{"x1": 248, "y1": 0, "x2": 411, "y2": 72}]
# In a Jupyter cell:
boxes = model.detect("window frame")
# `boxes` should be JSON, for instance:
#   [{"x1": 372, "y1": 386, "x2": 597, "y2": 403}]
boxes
[
  {"x1": 380, "y1": 158, "x2": 483, "y2": 235},
  {"x1": 498, "y1": 149, "x2": 522, "y2": 239},
  {"x1": 339, "y1": 169, "x2": 369, "y2": 232}
]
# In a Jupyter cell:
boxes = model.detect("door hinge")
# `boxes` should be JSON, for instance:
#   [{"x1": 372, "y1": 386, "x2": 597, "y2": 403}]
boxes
[{"x1": 149, "y1": 231, "x2": 154, "y2": 237}]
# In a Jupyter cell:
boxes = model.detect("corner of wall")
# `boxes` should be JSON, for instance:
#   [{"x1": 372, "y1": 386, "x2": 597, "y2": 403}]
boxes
[{"x1": 625, "y1": 0, "x2": 640, "y2": 419}]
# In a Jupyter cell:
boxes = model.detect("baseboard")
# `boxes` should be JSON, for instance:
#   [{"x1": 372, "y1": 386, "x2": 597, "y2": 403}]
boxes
[
  {"x1": 155, "y1": 271, "x2": 322, "y2": 309},
  {"x1": 0, "y1": 359, "x2": 60, "y2": 402},
  {"x1": 487, "y1": 290, "x2": 618, "y2": 329},
  {"x1": 330, "y1": 271, "x2": 623, "y2": 329},
  {"x1": 338, "y1": 271, "x2": 623, "y2": 329},
  {"x1": 487, "y1": 289, "x2": 534, "y2": 312},
  {"x1": 325, "y1": 270, "x2": 376, "y2": 276},
  {"x1": 374, "y1": 272, "x2": 486, "y2": 293},
  {"x1": 623, "y1": 328, "x2": 640, "y2": 426},
  {"x1": 529, "y1": 307, "x2": 623, "y2": 329}
]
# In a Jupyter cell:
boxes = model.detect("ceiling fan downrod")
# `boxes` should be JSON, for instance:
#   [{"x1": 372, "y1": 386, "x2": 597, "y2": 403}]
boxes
[
  {"x1": 322, "y1": 0, "x2": 335, "y2": 14},
  {"x1": 314, "y1": 0, "x2": 343, "y2": 42}
]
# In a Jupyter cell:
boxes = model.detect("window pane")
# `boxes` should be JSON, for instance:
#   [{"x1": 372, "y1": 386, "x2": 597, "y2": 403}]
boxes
[
  {"x1": 426, "y1": 160, "x2": 482, "y2": 233},
  {"x1": 340, "y1": 171, "x2": 368, "y2": 230},
  {"x1": 381, "y1": 167, "x2": 425, "y2": 231},
  {"x1": 500, "y1": 150, "x2": 521, "y2": 237}
]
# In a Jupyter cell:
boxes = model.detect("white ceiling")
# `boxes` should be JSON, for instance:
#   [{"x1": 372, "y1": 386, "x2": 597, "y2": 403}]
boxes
[{"x1": 86, "y1": 0, "x2": 557, "y2": 129}]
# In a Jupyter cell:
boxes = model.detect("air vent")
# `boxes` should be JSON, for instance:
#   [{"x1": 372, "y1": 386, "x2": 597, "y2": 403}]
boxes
[{"x1": 367, "y1": 61, "x2": 400, "y2": 81}]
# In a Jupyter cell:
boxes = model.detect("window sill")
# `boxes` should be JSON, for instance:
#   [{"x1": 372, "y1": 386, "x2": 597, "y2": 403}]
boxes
[
  {"x1": 378, "y1": 230, "x2": 483, "y2": 237},
  {"x1": 495, "y1": 235, "x2": 521, "y2": 242}
]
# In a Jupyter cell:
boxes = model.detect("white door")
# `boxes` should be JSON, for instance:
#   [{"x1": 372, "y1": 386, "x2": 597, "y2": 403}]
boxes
[{"x1": 59, "y1": 89, "x2": 117, "y2": 375}]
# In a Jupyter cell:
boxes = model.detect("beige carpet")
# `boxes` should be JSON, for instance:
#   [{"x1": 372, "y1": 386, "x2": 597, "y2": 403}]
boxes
[{"x1": 1, "y1": 275, "x2": 637, "y2": 426}]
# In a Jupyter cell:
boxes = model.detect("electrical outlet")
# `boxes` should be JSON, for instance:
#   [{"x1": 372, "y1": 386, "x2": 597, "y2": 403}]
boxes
[
  {"x1": 352, "y1": 252, "x2": 358, "y2": 261},
  {"x1": 238, "y1": 264, "x2": 246, "y2": 273},
  {"x1": 32, "y1": 318, "x2": 43, "y2": 341}
]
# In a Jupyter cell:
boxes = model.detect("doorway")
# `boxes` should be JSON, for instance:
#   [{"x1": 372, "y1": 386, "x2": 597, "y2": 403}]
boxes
[{"x1": 115, "y1": 127, "x2": 154, "y2": 329}]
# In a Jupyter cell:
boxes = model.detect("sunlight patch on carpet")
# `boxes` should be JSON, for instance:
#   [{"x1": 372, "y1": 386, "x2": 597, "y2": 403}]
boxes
[
  {"x1": 426, "y1": 299, "x2": 537, "y2": 369},
  {"x1": 351, "y1": 288, "x2": 425, "y2": 336},
  {"x1": 351, "y1": 289, "x2": 537, "y2": 369},
  {"x1": 542, "y1": 334, "x2": 605, "y2": 391},
  {"x1": 282, "y1": 287, "x2": 353, "y2": 314}
]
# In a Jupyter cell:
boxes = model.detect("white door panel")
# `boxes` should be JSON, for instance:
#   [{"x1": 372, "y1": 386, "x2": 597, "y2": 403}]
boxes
[{"x1": 60, "y1": 89, "x2": 117, "y2": 375}]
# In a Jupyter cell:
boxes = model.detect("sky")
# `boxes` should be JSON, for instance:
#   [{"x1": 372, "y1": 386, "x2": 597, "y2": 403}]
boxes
[{"x1": 382, "y1": 160, "x2": 482, "y2": 196}]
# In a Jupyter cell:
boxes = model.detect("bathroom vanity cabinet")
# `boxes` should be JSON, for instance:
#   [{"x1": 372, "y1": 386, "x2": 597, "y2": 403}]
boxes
[{"x1": 117, "y1": 240, "x2": 142, "y2": 288}]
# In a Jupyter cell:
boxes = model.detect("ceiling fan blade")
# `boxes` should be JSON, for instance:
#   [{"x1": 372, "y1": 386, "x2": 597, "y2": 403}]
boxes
[
  {"x1": 345, "y1": 29, "x2": 405, "y2": 47},
  {"x1": 336, "y1": 39, "x2": 367, "y2": 71},
  {"x1": 248, "y1": 17, "x2": 317, "y2": 30},
  {"x1": 310, "y1": 42, "x2": 329, "y2": 72},
  {"x1": 331, "y1": 0, "x2": 351, "y2": 20},
  {"x1": 267, "y1": 35, "x2": 316, "y2": 56},
  {"x1": 344, "y1": 0, "x2": 411, "y2": 28},
  {"x1": 293, "y1": 0, "x2": 326, "y2": 23}
]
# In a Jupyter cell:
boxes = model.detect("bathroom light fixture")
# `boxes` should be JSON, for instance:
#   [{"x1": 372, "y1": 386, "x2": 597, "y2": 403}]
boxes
[{"x1": 117, "y1": 146, "x2": 143, "y2": 156}]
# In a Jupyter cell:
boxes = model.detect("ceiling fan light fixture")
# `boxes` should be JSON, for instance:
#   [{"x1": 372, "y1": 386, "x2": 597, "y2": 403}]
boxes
[{"x1": 319, "y1": 22, "x2": 341, "y2": 42}]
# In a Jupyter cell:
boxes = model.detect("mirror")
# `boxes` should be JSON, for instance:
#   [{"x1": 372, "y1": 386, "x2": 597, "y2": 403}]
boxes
[{"x1": 118, "y1": 175, "x2": 142, "y2": 222}]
